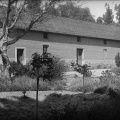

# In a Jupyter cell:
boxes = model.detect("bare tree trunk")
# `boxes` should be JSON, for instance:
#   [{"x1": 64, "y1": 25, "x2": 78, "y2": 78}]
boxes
[
  {"x1": 0, "y1": 31, "x2": 10, "y2": 78},
  {"x1": 0, "y1": 47, "x2": 10, "y2": 78},
  {"x1": 36, "y1": 77, "x2": 39, "y2": 120}
]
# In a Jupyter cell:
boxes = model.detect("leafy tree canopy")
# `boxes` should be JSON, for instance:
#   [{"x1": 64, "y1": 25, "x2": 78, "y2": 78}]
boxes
[
  {"x1": 103, "y1": 3, "x2": 114, "y2": 24},
  {"x1": 114, "y1": 4, "x2": 120, "y2": 24},
  {"x1": 48, "y1": 1, "x2": 95, "y2": 22},
  {"x1": 96, "y1": 17, "x2": 103, "y2": 24}
]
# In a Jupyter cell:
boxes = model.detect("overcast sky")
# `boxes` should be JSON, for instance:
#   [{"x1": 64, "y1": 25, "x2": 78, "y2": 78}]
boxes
[{"x1": 80, "y1": 1, "x2": 120, "y2": 22}]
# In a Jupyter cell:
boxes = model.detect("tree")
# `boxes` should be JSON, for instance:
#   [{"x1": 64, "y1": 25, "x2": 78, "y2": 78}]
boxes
[
  {"x1": 96, "y1": 17, "x2": 103, "y2": 24},
  {"x1": 0, "y1": 0, "x2": 63, "y2": 77},
  {"x1": 114, "y1": 4, "x2": 120, "y2": 24},
  {"x1": 103, "y1": 3, "x2": 114, "y2": 24},
  {"x1": 49, "y1": 1, "x2": 95, "y2": 22},
  {"x1": 30, "y1": 52, "x2": 54, "y2": 120}
]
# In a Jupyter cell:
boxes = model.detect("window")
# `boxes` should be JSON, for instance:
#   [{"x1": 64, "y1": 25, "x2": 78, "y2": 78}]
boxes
[
  {"x1": 76, "y1": 48, "x2": 83, "y2": 65},
  {"x1": 103, "y1": 49, "x2": 107, "y2": 60},
  {"x1": 77, "y1": 36, "x2": 81, "y2": 42},
  {"x1": 15, "y1": 47, "x2": 26, "y2": 65},
  {"x1": 43, "y1": 44, "x2": 49, "y2": 54},
  {"x1": 104, "y1": 39, "x2": 107, "y2": 45},
  {"x1": 43, "y1": 32, "x2": 48, "y2": 39}
]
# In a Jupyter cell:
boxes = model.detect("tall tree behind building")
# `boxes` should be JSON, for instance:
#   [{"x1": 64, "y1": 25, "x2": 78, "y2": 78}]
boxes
[
  {"x1": 114, "y1": 4, "x2": 120, "y2": 24},
  {"x1": 103, "y1": 3, "x2": 114, "y2": 24},
  {"x1": 49, "y1": 1, "x2": 95, "y2": 22}
]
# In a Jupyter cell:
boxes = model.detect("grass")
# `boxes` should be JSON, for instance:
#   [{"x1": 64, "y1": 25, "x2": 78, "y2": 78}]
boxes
[
  {"x1": 66, "y1": 77, "x2": 100, "y2": 92},
  {"x1": 0, "y1": 76, "x2": 67, "y2": 92}
]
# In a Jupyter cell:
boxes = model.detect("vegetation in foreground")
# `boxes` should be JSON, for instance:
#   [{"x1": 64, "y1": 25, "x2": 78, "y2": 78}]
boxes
[
  {"x1": 0, "y1": 91, "x2": 120, "y2": 120},
  {"x1": 0, "y1": 53, "x2": 120, "y2": 119}
]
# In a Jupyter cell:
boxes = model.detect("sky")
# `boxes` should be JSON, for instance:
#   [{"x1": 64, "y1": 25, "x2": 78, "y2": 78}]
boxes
[{"x1": 80, "y1": 1, "x2": 120, "y2": 22}]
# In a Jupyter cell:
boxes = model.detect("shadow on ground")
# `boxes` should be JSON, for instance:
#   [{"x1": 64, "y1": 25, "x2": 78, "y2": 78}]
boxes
[{"x1": 0, "y1": 92, "x2": 120, "y2": 120}]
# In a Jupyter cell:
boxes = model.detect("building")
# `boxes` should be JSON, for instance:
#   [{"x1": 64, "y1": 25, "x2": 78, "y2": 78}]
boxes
[{"x1": 2, "y1": 16, "x2": 120, "y2": 66}]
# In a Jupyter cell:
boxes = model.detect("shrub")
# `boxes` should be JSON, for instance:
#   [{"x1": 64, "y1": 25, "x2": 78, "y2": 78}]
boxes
[
  {"x1": 115, "y1": 53, "x2": 120, "y2": 67},
  {"x1": 9, "y1": 55, "x2": 68, "y2": 80},
  {"x1": 94, "y1": 86, "x2": 108, "y2": 94},
  {"x1": 9, "y1": 61, "x2": 29, "y2": 77},
  {"x1": 0, "y1": 77, "x2": 11, "y2": 91},
  {"x1": 51, "y1": 57, "x2": 69, "y2": 80},
  {"x1": 111, "y1": 67, "x2": 120, "y2": 75}
]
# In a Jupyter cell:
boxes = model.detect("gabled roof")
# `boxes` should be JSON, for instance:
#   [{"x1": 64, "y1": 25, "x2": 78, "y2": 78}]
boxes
[
  {"x1": 20, "y1": 16, "x2": 120, "y2": 41},
  {"x1": 4, "y1": 15, "x2": 120, "y2": 41}
]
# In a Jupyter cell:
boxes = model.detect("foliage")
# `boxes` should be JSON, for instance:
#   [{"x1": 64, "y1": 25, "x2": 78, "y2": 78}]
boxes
[
  {"x1": 9, "y1": 53, "x2": 68, "y2": 80},
  {"x1": 0, "y1": 76, "x2": 55, "y2": 91},
  {"x1": 1, "y1": 90, "x2": 120, "y2": 120},
  {"x1": 30, "y1": 52, "x2": 68, "y2": 80},
  {"x1": 71, "y1": 62, "x2": 91, "y2": 77},
  {"x1": 103, "y1": 3, "x2": 114, "y2": 24},
  {"x1": 94, "y1": 86, "x2": 108, "y2": 94},
  {"x1": 49, "y1": 1, "x2": 95, "y2": 22},
  {"x1": 9, "y1": 61, "x2": 29, "y2": 77},
  {"x1": 66, "y1": 77, "x2": 99, "y2": 92},
  {"x1": 96, "y1": 17, "x2": 103, "y2": 24},
  {"x1": 111, "y1": 67, "x2": 120, "y2": 75},
  {"x1": 115, "y1": 53, "x2": 120, "y2": 67},
  {"x1": 114, "y1": 4, "x2": 120, "y2": 24}
]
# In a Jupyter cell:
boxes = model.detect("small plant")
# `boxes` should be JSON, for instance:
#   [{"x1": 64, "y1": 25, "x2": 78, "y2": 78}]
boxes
[{"x1": 71, "y1": 62, "x2": 91, "y2": 94}]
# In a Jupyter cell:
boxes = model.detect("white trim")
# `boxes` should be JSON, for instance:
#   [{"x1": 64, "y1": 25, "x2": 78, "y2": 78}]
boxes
[
  {"x1": 82, "y1": 49, "x2": 84, "y2": 65},
  {"x1": 15, "y1": 47, "x2": 26, "y2": 65}
]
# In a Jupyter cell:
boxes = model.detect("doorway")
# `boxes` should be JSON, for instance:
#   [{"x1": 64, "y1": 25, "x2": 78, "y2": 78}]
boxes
[
  {"x1": 16, "y1": 48, "x2": 26, "y2": 64},
  {"x1": 77, "y1": 48, "x2": 83, "y2": 65}
]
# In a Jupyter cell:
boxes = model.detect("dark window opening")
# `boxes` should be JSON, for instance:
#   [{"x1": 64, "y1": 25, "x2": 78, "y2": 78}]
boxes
[
  {"x1": 76, "y1": 48, "x2": 83, "y2": 65},
  {"x1": 43, "y1": 32, "x2": 48, "y2": 39},
  {"x1": 104, "y1": 39, "x2": 107, "y2": 45},
  {"x1": 43, "y1": 45, "x2": 49, "y2": 54},
  {"x1": 17, "y1": 49, "x2": 24, "y2": 64},
  {"x1": 77, "y1": 36, "x2": 81, "y2": 42}
]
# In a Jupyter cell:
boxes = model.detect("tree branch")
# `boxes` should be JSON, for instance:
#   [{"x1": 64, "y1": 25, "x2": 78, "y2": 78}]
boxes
[
  {"x1": 6, "y1": 0, "x2": 57, "y2": 46},
  {"x1": 8, "y1": 0, "x2": 26, "y2": 29},
  {"x1": 3, "y1": 0, "x2": 11, "y2": 31},
  {"x1": 0, "y1": 32, "x2": 5, "y2": 41}
]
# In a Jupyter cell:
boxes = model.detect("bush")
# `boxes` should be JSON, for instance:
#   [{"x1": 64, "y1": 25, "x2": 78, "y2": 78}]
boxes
[
  {"x1": 111, "y1": 67, "x2": 120, "y2": 75},
  {"x1": 94, "y1": 86, "x2": 108, "y2": 94},
  {"x1": 115, "y1": 53, "x2": 120, "y2": 67},
  {"x1": 10, "y1": 55, "x2": 69, "y2": 80},
  {"x1": 9, "y1": 61, "x2": 30, "y2": 77}
]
